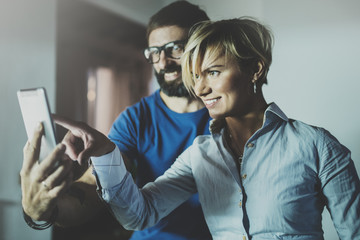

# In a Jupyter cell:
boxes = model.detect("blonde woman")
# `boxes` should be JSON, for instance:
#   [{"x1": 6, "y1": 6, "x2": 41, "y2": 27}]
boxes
[{"x1": 27, "y1": 18, "x2": 360, "y2": 239}]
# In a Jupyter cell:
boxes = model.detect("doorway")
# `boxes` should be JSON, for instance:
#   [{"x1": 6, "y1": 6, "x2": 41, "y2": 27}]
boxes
[{"x1": 54, "y1": 0, "x2": 152, "y2": 239}]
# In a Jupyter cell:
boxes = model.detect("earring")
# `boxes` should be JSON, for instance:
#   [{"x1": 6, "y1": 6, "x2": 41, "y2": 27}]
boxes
[{"x1": 253, "y1": 81, "x2": 257, "y2": 94}]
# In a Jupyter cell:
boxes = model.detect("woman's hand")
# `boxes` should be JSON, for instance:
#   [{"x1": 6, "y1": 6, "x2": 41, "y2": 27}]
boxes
[
  {"x1": 53, "y1": 115, "x2": 115, "y2": 165},
  {"x1": 20, "y1": 123, "x2": 74, "y2": 221}
]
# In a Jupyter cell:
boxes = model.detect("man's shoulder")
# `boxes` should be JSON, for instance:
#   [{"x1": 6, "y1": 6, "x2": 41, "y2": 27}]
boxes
[
  {"x1": 121, "y1": 91, "x2": 160, "y2": 117},
  {"x1": 109, "y1": 91, "x2": 160, "y2": 140}
]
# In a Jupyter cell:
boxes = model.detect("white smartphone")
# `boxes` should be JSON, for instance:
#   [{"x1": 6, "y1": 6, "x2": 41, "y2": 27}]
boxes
[{"x1": 17, "y1": 87, "x2": 57, "y2": 162}]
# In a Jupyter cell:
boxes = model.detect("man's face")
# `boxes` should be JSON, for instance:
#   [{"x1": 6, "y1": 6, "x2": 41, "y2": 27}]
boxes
[{"x1": 148, "y1": 25, "x2": 189, "y2": 97}]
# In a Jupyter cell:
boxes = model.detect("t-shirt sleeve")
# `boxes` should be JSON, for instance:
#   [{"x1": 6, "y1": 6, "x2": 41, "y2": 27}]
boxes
[{"x1": 108, "y1": 106, "x2": 140, "y2": 159}]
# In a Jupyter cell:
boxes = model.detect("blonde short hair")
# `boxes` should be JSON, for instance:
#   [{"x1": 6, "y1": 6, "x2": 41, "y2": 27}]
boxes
[{"x1": 182, "y1": 17, "x2": 273, "y2": 95}]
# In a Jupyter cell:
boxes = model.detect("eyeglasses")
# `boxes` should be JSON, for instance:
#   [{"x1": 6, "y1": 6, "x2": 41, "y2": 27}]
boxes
[{"x1": 144, "y1": 40, "x2": 186, "y2": 64}]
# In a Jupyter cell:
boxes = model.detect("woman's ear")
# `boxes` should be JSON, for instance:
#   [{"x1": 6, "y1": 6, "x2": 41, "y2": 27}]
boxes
[{"x1": 252, "y1": 60, "x2": 265, "y2": 83}]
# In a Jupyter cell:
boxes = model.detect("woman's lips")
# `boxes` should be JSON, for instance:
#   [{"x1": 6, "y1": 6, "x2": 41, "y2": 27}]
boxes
[{"x1": 203, "y1": 97, "x2": 220, "y2": 108}]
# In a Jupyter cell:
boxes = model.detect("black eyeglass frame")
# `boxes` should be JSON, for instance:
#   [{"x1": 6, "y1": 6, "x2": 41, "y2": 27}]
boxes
[{"x1": 143, "y1": 40, "x2": 187, "y2": 64}]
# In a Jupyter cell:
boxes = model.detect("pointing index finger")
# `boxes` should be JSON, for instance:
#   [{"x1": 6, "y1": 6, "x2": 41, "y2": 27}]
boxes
[{"x1": 52, "y1": 114, "x2": 79, "y2": 132}]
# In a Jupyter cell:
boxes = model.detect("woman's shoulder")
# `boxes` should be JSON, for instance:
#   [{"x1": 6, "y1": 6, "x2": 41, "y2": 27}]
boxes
[
  {"x1": 193, "y1": 134, "x2": 213, "y2": 145},
  {"x1": 181, "y1": 134, "x2": 216, "y2": 155},
  {"x1": 285, "y1": 119, "x2": 346, "y2": 151}
]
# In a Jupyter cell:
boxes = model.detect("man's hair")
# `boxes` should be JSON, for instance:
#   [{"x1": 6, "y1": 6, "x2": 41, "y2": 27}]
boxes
[
  {"x1": 182, "y1": 17, "x2": 274, "y2": 95},
  {"x1": 147, "y1": 1, "x2": 209, "y2": 41}
]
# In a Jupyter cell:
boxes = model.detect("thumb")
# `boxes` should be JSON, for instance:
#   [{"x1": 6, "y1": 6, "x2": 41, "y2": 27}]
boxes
[
  {"x1": 77, "y1": 145, "x2": 94, "y2": 165},
  {"x1": 76, "y1": 137, "x2": 97, "y2": 165}
]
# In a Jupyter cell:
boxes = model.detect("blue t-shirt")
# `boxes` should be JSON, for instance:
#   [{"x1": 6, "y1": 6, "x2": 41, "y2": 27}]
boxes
[{"x1": 108, "y1": 89, "x2": 212, "y2": 240}]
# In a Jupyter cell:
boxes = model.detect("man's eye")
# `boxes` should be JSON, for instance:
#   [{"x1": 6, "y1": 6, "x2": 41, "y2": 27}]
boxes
[{"x1": 173, "y1": 44, "x2": 182, "y2": 51}]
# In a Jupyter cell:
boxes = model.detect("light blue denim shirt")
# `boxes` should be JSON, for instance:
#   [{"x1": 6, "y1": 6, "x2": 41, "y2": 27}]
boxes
[{"x1": 92, "y1": 103, "x2": 360, "y2": 240}]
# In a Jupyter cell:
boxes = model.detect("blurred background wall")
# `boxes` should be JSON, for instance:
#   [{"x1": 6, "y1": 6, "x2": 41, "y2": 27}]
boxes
[{"x1": 0, "y1": 0, "x2": 359, "y2": 239}]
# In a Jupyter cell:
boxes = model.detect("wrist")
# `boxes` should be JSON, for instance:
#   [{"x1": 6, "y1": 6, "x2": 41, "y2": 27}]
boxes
[
  {"x1": 104, "y1": 141, "x2": 115, "y2": 155},
  {"x1": 23, "y1": 206, "x2": 58, "y2": 230}
]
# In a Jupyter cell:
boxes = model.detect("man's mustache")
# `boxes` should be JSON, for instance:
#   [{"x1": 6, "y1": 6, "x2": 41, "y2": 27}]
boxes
[{"x1": 158, "y1": 65, "x2": 182, "y2": 75}]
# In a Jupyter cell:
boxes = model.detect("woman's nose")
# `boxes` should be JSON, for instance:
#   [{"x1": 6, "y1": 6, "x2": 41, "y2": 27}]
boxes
[{"x1": 194, "y1": 77, "x2": 210, "y2": 97}]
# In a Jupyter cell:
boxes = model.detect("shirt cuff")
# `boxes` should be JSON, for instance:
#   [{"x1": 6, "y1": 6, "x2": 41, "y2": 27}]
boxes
[{"x1": 91, "y1": 146, "x2": 127, "y2": 189}]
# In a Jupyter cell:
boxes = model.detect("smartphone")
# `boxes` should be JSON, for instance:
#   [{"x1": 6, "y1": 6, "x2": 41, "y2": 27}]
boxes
[{"x1": 17, "y1": 87, "x2": 57, "y2": 162}]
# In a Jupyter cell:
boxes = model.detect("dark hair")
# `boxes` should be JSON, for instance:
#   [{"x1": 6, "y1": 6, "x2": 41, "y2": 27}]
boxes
[{"x1": 146, "y1": 1, "x2": 209, "y2": 41}]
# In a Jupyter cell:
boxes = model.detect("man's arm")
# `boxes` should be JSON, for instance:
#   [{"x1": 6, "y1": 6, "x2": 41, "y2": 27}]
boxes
[
  {"x1": 55, "y1": 151, "x2": 135, "y2": 227},
  {"x1": 55, "y1": 167, "x2": 105, "y2": 227}
]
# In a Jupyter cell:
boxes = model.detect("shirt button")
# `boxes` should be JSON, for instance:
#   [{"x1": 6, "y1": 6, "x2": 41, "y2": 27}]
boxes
[
  {"x1": 242, "y1": 174, "x2": 247, "y2": 179},
  {"x1": 247, "y1": 143, "x2": 254, "y2": 148},
  {"x1": 239, "y1": 201, "x2": 242, "y2": 207}
]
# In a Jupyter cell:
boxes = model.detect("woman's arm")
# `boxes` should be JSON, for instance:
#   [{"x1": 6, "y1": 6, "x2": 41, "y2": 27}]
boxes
[
  {"x1": 93, "y1": 147, "x2": 197, "y2": 230},
  {"x1": 319, "y1": 130, "x2": 360, "y2": 239}
]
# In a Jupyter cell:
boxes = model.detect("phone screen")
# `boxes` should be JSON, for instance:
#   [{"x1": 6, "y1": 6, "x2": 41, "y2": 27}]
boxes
[{"x1": 17, "y1": 87, "x2": 57, "y2": 162}]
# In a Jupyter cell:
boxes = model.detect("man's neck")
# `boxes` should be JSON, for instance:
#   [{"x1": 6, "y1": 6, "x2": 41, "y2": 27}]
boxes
[{"x1": 159, "y1": 90, "x2": 205, "y2": 113}]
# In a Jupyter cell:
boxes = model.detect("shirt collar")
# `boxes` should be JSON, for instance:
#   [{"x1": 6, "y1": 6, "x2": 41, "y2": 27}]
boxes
[
  {"x1": 209, "y1": 102, "x2": 289, "y2": 134},
  {"x1": 264, "y1": 102, "x2": 289, "y2": 122}
]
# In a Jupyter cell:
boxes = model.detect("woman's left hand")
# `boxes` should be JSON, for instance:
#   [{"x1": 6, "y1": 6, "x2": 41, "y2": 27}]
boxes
[{"x1": 53, "y1": 115, "x2": 115, "y2": 165}]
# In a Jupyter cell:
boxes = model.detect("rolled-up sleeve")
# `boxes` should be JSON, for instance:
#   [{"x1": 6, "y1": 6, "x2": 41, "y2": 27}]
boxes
[{"x1": 91, "y1": 146, "x2": 127, "y2": 189}]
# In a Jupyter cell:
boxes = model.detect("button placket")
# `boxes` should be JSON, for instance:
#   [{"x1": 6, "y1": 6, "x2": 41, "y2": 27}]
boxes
[
  {"x1": 241, "y1": 142, "x2": 255, "y2": 181},
  {"x1": 238, "y1": 143, "x2": 253, "y2": 240}
]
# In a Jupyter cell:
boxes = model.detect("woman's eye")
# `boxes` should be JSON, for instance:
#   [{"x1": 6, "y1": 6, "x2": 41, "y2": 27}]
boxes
[{"x1": 208, "y1": 71, "x2": 220, "y2": 77}]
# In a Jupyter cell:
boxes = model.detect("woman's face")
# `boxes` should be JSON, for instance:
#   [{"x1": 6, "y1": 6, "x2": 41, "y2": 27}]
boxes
[{"x1": 193, "y1": 53, "x2": 253, "y2": 119}]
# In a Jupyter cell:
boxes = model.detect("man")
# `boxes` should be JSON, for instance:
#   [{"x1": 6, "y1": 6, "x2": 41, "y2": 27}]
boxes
[{"x1": 21, "y1": 1, "x2": 212, "y2": 239}]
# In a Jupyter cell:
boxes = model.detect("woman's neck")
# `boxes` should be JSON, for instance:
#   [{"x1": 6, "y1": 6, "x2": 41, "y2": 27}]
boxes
[{"x1": 225, "y1": 100, "x2": 268, "y2": 156}]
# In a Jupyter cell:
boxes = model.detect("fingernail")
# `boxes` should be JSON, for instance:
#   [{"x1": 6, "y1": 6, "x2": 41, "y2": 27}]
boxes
[{"x1": 58, "y1": 143, "x2": 66, "y2": 151}]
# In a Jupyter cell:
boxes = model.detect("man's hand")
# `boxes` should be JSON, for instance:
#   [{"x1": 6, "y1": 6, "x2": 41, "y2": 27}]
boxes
[
  {"x1": 20, "y1": 123, "x2": 74, "y2": 221},
  {"x1": 53, "y1": 115, "x2": 115, "y2": 165}
]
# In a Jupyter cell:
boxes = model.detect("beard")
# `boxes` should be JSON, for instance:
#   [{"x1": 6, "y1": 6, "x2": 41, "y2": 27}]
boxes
[{"x1": 155, "y1": 65, "x2": 190, "y2": 98}]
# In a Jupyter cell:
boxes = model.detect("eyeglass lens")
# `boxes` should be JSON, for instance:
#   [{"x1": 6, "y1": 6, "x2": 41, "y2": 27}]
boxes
[{"x1": 144, "y1": 41, "x2": 185, "y2": 64}]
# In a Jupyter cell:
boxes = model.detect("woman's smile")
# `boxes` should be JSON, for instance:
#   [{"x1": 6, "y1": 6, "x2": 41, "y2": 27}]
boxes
[{"x1": 203, "y1": 97, "x2": 221, "y2": 108}]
